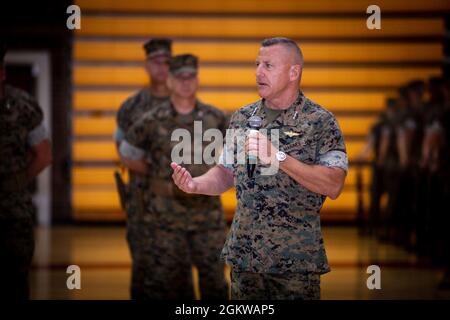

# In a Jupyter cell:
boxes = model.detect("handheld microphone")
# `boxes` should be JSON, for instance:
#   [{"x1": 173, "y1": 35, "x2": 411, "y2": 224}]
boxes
[{"x1": 247, "y1": 115, "x2": 263, "y2": 178}]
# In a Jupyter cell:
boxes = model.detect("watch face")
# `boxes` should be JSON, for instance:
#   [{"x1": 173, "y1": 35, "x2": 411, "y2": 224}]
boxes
[{"x1": 276, "y1": 151, "x2": 286, "y2": 161}]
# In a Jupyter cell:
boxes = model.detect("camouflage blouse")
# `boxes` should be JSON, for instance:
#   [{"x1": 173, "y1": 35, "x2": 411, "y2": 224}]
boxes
[{"x1": 220, "y1": 92, "x2": 348, "y2": 274}]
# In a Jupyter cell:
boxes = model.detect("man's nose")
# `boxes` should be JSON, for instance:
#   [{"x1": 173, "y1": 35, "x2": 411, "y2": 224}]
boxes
[{"x1": 256, "y1": 65, "x2": 264, "y2": 78}]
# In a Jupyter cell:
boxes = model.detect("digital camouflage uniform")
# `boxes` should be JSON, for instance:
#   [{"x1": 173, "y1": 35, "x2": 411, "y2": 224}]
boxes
[
  {"x1": 419, "y1": 89, "x2": 447, "y2": 260},
  {"x1": 122, "y1": 98, "x2": 229, "y2": 300},
  {"x1": 0, "y1": 85, "x2": 48, "y2": 300},
  {"x1": 114, "y1": 38, "x2": 172, "y2": 299},
  {"x1": 379, "y1": 107, "x2": 401, "y2": 241},
  {"x1": 219, "y1": 92, "x2": 348, "y2": 300},
  {"x1": 120, "y1": 55, "x2": 227, "y2": 299},
  {"x1": 398, "y1": 105, "x2": 425, "y2": 247},
  {"x1": 116, "y1": 89, "x2": 169, "y2": 299},
  {"x1": 366, "y1": 114, "x2": 386, "y2": 235}
]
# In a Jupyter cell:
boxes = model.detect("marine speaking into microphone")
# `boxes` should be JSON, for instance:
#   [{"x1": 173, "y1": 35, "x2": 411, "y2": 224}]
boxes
[
  {"x1": 247, "y1": 115, "x2": 263, "y2": 178},
  {"x1": 171, "y1": 37, "x2": 348, "y2": 300}
]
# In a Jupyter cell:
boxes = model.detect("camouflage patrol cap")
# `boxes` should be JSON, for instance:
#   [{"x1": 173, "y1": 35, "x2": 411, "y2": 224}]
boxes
[
  {"x1": 143, "y1": 38, "x2": 172, "y2": 59},
  {"x1": 169, "y1": 54, "x2": 198, "y2": 76}
]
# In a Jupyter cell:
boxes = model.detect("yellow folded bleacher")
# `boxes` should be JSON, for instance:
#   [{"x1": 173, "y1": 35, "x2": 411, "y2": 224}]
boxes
[
  {"x1": 75, "y1": 41, "x2": 444, "y2": 63},
  {"x1": 74, "y1": 65, "x2": 442, "y2": 87},
  {"x1": 74, "y1": 89, "x2": 392, "y2": 112},
  {"x1": 71, "y1": 0, "x2": 446, "y2": 222}
]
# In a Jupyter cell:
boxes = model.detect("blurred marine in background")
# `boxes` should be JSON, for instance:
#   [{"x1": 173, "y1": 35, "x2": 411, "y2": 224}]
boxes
[
  {"x1": 0, "y1": 45, "x2": 52, "y2": 299},
  {"x1": 114, "y1": 38, "x2": 172, "y2": 299},
  {"x1": 119, "y1": 54, "x2": 229, "y2": 299},
  {"x1": 358, "y1": 75, "x2": 450, "y2": 290}
]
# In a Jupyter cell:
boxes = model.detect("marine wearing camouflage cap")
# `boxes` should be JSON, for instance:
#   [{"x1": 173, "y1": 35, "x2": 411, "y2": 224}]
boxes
[
  {"x1": 169, "y1": 54, "x2": 198, "y2": 76},
  {"x1": 116, "y1": 37, "x2": 172, "y2": 299},
  {"x1": 143, "y1": 38, "x2": 172, "y2": 59},
  {"x1": 1, "y1": 43, "x2": 52, "y2": 300}
]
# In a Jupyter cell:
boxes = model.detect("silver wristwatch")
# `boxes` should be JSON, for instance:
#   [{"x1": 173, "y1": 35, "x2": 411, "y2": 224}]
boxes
[{"x1": 275, "y1": 151, "x2": 287, "y2": 162}]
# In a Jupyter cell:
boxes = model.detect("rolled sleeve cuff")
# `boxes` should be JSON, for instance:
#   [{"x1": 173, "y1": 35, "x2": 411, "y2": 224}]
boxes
[
  {"x1": 27, "y1": 123, "x2": 49, "y2": 146},
  {"x1": 114, "y1": 127, "x2": 125, "y2": 143},
  {"x1": 317, "y1": 150, "x2": 348, "y2": 174},
  {"x1": 119, "y1": 140, "x2": 146, "y2": 160}
]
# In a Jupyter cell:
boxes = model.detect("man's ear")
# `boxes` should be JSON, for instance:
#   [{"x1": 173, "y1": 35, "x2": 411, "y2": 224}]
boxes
[
  {"x1": 144, "y1": 59, "x2": 152, "y2": 74},
  {"x1": 289, "y1": 65, "x2": 301, "y2": 81}
]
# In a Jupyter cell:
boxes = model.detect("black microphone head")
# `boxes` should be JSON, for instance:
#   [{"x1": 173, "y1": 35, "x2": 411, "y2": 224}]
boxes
[{"x1": 248, "y1": 115, "x2": 263, "y2": 129}]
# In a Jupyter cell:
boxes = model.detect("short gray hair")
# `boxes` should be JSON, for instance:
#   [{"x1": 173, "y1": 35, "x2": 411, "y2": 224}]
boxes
[{"x1": 261, "y1": 37, "x2": 303, "y2": 66}]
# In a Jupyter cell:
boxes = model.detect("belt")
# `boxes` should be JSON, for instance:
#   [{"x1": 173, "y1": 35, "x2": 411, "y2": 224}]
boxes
[
  {"x1": 148, "y1": 178, "x2": 197, "y2": 199},
  {"x1": 147, "y1": 178, "x2": 221, "y2": 209}
]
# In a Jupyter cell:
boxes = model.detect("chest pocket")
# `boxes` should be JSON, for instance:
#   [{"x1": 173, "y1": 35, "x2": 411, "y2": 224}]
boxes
[{"x1": 281, "y1": 126, "x2": 317, "y2": 164}]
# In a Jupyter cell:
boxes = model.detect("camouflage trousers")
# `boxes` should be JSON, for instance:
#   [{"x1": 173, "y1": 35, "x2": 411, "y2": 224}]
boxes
[
  {"x1": 0, "y1": 216, "x2": 35, "y2": 300},
  {"x1": 230, "y1": 271, "x2": 321, "y2": 300},
  {"x1": 127, "y1": 221, "x2": 228, "y2": 300},
  {"x1": 126, "y1": 215, "x2": 147, "y2": 300}
]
